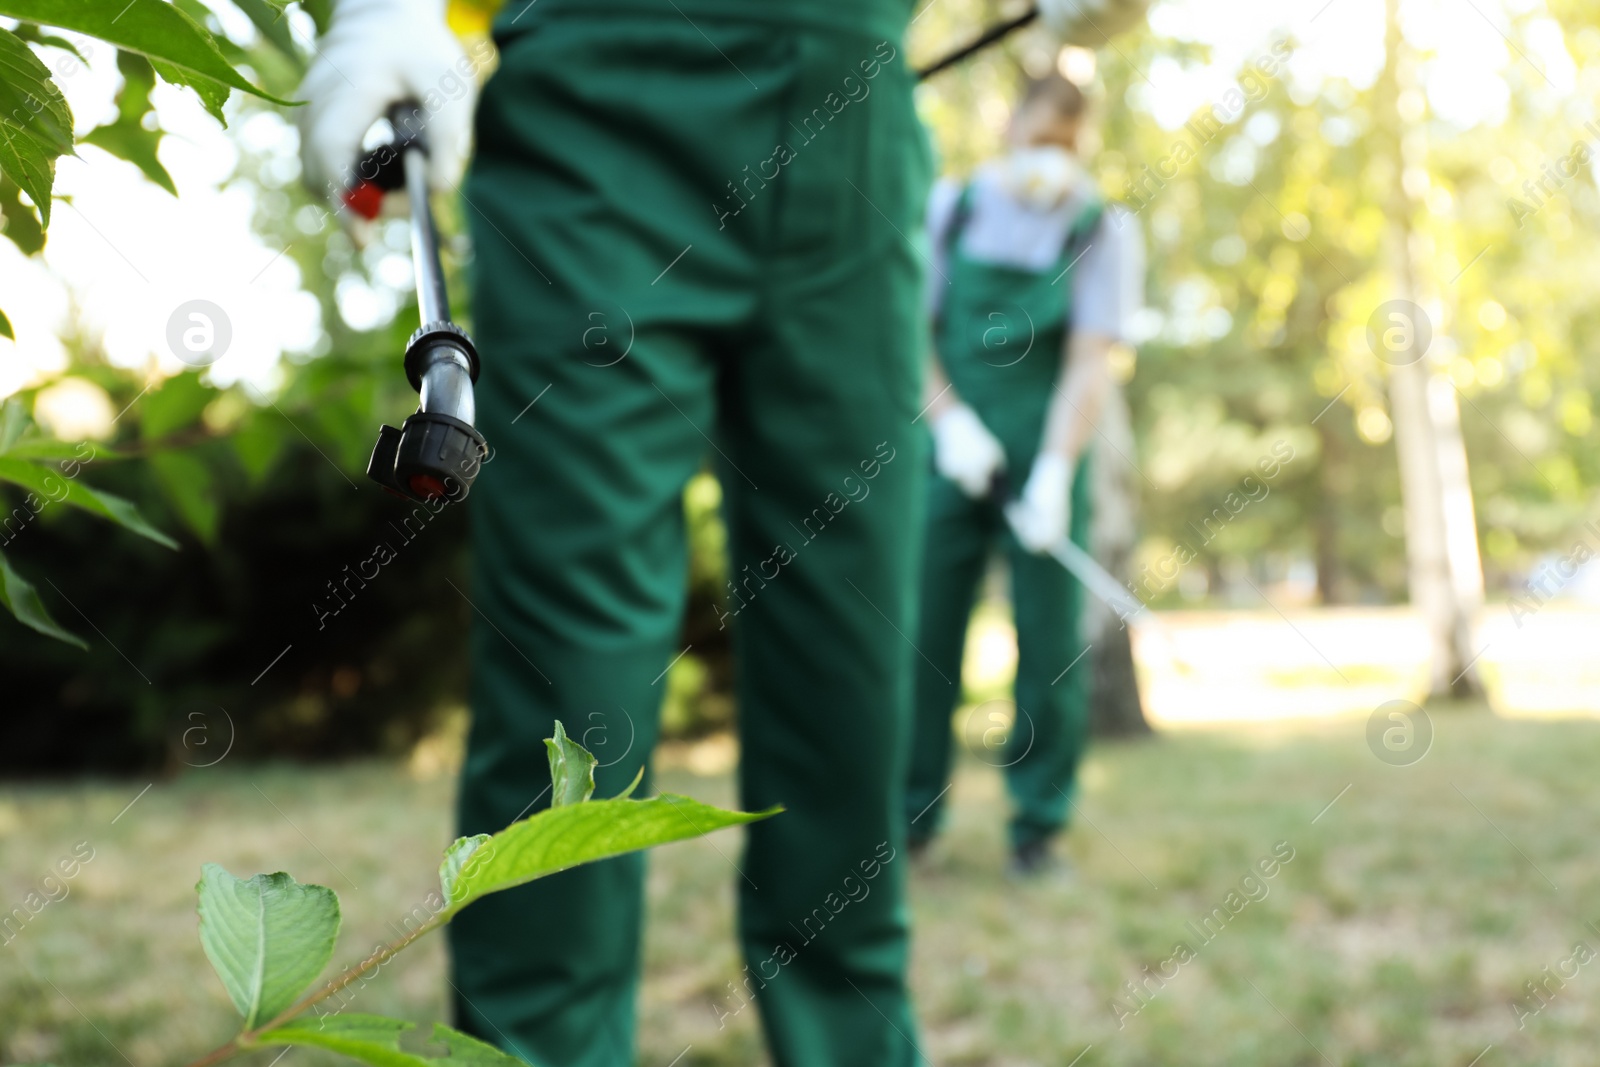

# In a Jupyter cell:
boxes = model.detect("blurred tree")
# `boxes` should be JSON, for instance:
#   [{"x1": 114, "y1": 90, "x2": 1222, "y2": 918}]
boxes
[
  {"x1": 0, "y1": 0, "x2": 478, "y2": 768},
  {"x1": 8, "y1": 0, "x2": 1600, "y2": 769},
  {"x1": 0, "y1": 0, "x2": 751, "y2": 766},
  {"x1": 916, "y1": 0, "x2": 1600, "y2": 701},
  {"x1": 0, "y1": 0, "x2": 301, "y2": 644},
  {"x1": 1375, "y1": 0, "x2": 1484, "y2": 697}
]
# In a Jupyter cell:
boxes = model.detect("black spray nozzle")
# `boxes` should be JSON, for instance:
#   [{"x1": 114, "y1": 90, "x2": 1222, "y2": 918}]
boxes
[
  {"x1": 367, "y1": 411, "x2": 487, "y2": 504},
  {"x1": 362, "y1": 99, "x2": 488, "y2": 504}
]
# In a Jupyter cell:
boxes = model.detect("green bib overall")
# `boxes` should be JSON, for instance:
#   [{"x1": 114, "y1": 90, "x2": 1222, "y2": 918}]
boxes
[
  {"x1": 907, "y1": 186, "x2": 1100, "y2": 850},
  {"x1": 448, "y1": 5, "x2": 931, "y2": 1066}
]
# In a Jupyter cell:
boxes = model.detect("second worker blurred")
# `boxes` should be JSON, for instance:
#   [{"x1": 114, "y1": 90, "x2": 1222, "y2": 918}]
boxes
[{"x1": 907, "y1": 73, "x2": 1146, "y2": 878}]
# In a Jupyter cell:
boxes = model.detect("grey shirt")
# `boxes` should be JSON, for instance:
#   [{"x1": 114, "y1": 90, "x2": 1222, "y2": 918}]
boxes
[{"x1": 926, "y1": 170, "x2": 1145, "y2": 342}]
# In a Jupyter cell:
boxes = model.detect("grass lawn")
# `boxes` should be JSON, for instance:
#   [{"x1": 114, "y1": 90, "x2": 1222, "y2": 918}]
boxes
[{"x1": 4, "y1": 706, "x2": 1599, "y2": 1066}]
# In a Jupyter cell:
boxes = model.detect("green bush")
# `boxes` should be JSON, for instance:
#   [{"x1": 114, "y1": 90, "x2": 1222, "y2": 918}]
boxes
[
  {"x1": 2, "y1": 427, "x2": 470, "y2": 772},
  {"x1": 2, "y1": 383, "x2": 739, "y2": 773}
]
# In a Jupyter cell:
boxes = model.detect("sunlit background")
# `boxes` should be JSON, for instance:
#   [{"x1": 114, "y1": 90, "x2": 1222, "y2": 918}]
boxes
[
  {"x1": 5, "y1": 0, "x2": 1600, "y2": 1062},
  {"x1": 2, "y1": 0, "x2": 1598, "y2": 746}
]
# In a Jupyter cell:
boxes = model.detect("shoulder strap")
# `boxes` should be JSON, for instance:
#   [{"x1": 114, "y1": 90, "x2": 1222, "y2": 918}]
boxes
[
  {"x1": 1058, "y1": 194, "x2": 1104, "y2": 265},
  {"x1": 940, "y1": 182, "x2": 974, "y2": 263},
  {"x1": 1056, "y1": 196, "x2": 1105, "y2": 341}
]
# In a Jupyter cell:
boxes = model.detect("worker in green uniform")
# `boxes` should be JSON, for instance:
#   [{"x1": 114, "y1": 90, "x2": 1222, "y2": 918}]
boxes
[
  {"x1": 906, "y1": 73, "x2": 1145, "y2": 877},
  {"x1": 296, "y1": 0, "x2": 1140, "y2": 1061}
]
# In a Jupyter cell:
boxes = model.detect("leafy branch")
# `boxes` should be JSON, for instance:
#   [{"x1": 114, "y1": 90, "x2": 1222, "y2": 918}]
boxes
[
  {"x1": 157, "y1": 723, "x2": 780, "y2": 1067},
  {"x1": 0, "y1": 398, "x2": 177, "y2": 645},
  {"x1": 0, "y1": 2, "x2": 303, "y2": 321},
  {"x1": 0, "y1": 1, "x2": 315, "y2": 643}
]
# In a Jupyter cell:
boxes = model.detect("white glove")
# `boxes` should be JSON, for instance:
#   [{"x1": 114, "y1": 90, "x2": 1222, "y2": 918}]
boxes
[
  {"x1": 931, "y1": 403, "x2": 1006, "y2": 498},
  {"x1": 297, "y1": 0, "x2": 477, "y2": 203},
  {"x1": 1037, "y1": 0, "x2": 1151, "y2": 44},
  {"x1": 1006, "y1": 452, "x2": 1072, "y2": 554}
]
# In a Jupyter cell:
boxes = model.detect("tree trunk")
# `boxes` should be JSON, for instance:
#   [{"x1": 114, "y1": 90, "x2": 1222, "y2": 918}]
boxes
[
  {"x1": 1087, "y1": 381, "x2": 1152, "y2": 736},
  {"x1": 1378, "y1": 0, "x2": 1485, "y2": 698},
  {"x1": 1315, "y1": 419, "x2": 1345, "y2": 604}
]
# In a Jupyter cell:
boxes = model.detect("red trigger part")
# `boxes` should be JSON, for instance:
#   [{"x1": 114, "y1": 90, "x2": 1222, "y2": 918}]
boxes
[
  {"x1": 408, "y1": 474, "x2": 447, "y2": 500},
  {"x1": 343, "y1": 179, "x2": 385, "y2": 221}
]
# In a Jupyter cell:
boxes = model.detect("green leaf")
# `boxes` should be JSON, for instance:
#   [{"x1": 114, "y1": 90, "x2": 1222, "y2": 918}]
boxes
[
  {"x1": 79, "y1": 51, "x2": 176, "y2": 192},
  {"x1": 0, "y1": 172, "x2": 45, "y2": 252},
  {"x1": 149, "y1": 449, "x2": 219, "y2": 541},
  {"x1": 0, "y1": 456, "x2": 178, "y2": 548},
  {"x1": 300, "y1": 0, "x2": 332, "y2": 34},
  {"x1": 0, "y1": 398, "x2": 24, "y2": 451},
  {"x1": 0, "y1": 548, "x2": 85, "y2": 647},
  {"x1": 0, "y1": 0, "x2": 296, "y2": 110},
  {"x1": 616, "y1": 766, "x2": 644, "y2": 800},
  {"x1": 82, "y1": 118, "x2": 174, "y2": 195},
  {"x1": 0, "y1": 307, "x2": 10, "y2": 339},
  {"x1": 257, "y1": 1015, "x2": 528, "y2": 1067},
  {"x1": 0, "y1": 109, "x2": 57, "y2": 228},
  {"x1": 439, "y1": 835, "x2": 491, "y2": 903},
  {"x1": 0, "y1": 404, "x2": 86, "y2": 459},
  {"x1": 4, "y1": 436, "x2": 96, "y2": 461},
  {"x1": 232, "y1": 412, "x2": 286, "y2": 486},
  {"x1": 0, "y1": 27, "x2": 75, "y2": 155},
  {"x1": 141, "y1": 372, "x2": 212, "y2": 440},
  {"x1": 171, "y1": 0, "x2": 248, "y2": 63},
  {"x1": 444, "y1": 793, "x2": 779, "y2": 913},
  {"x1": 232, "y1": 0, "x2": 302, "y2": 66},
  {"x1": 196, "y1": 865, "x2": 341, "y2": 1030},
  {"x1": 150, "y1": 56, "x2": 229, "y2": 122},
  {"x1": 12, "y1": 22, "x2": 90, "y2": 63},
  {"x1": 113, "y1": 51, "x2": 156, "y2": 122},
  {"x1": 545, "y1": 720, "x2": 596, "y2": 808}
]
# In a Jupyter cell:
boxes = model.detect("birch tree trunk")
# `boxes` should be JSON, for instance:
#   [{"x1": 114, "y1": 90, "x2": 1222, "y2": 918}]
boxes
[{"x1": 1378, "y1": 0, "x2": 1485, "y2": 697}]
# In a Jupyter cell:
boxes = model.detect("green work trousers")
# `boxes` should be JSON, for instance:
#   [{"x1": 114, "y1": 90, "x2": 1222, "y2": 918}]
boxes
[
  {"x1": 448, "y1": 11, "x2": 930, "y2": 1067},
  {"x1": 905, "y1": 454, "x2": 1094, "y2": 850}
]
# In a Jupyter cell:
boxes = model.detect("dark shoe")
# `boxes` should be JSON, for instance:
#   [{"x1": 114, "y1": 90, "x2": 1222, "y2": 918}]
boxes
[{"x1": 1007, "y1": 837, "x2": 1071, "y2": 882}]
